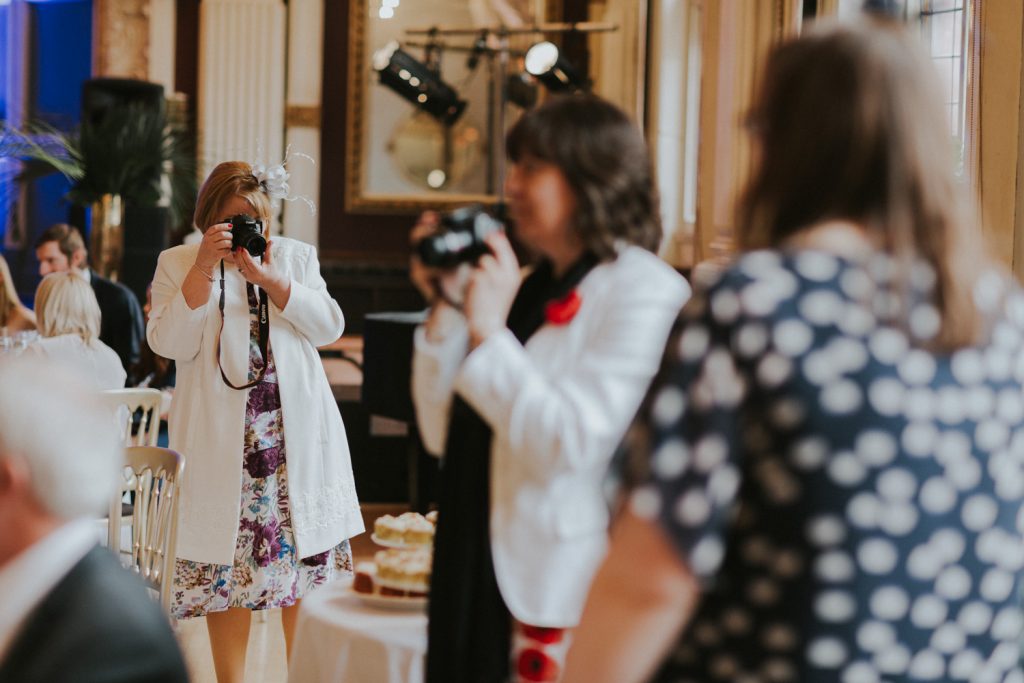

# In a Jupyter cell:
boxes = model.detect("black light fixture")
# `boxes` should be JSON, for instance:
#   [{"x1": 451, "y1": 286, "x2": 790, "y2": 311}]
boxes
[
  {"x1": 505, "y1": 72, "x2": 539, "y2": 109},
  {"x1": 524, "y1": 41, "x2": 588, "y2": 93},
  {"x1": 372, "y1": 41, "x2": 468, "y2": 126}
]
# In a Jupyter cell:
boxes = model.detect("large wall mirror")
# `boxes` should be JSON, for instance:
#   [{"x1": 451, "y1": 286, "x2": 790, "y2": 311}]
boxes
[{"x1": 345, "y1": 0, "x2": 648, "y2": 213}]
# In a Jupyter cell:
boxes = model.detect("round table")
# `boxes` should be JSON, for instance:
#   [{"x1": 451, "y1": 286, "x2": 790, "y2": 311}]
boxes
[{"x1": 288, "y1": 579, "x2": 427, "y2": 683}]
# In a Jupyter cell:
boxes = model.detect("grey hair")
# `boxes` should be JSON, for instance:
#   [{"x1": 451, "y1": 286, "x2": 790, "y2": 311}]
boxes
[{"x1": 0, "y1": 357, "x2": 121, "y2": 519}]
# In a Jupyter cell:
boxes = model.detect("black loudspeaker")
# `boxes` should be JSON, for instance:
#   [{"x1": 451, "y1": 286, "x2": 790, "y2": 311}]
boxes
[
  {"x1": 121, "y1": 205, "x2": 170, "y2": 305},
  {"x1": 81, "y1": 79, "x2": 169, "y2": 304},
  {"x1": 82, "y1": 78, "x2": 165, "y2": 126},
  {"x1": 361, "y1": 311, "x2": 428, "y2": 421}
]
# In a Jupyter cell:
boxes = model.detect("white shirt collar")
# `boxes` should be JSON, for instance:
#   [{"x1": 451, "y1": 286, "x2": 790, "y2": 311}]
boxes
[
  {"x1": 73, "y1": 267, "x2": 91, "y2": 284},
  {"x1": 0, "y1": 520, "x2": 99, "y2": 663}
]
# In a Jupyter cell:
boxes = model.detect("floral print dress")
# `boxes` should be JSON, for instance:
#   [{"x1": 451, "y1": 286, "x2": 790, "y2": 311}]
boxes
[{"x1": 172, "y1": 284, "x2": 352, "y2": 619}]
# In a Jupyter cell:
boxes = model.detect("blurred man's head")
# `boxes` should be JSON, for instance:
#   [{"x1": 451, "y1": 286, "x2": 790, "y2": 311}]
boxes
[
  {"x1": 0, "y1": 358, "x2": 120, "y2": 565},
  {"x1": 34, "y1": 224, "x2": 88, "y2": 277}
]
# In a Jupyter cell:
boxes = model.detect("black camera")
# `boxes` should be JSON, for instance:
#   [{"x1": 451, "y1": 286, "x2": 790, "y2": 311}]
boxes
[
  {"x1": 228, "y1": 214, "x2": 267, "y2": 258},
  {"x1": 415, "y1": 204, "x2": 504, "y2": 269}
]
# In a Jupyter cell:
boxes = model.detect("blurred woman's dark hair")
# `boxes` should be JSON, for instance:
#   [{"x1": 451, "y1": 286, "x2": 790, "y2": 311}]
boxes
[
  {"x1": 506, "y1": 94, "x2": 662, "y2": 259},
  {"x1": 737, "y1": 18, "x2": 986, "y2": 351}
]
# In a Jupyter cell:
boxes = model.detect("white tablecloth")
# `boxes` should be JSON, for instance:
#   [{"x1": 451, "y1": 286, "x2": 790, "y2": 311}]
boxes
[{"x1": 288, "y1": 579, "x2": 427, "y2": 683}]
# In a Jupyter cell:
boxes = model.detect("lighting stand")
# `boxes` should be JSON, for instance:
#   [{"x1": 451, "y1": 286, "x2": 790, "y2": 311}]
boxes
[
  {"x1": 488, "y1": 28, "x2": 510, "y2": 195},
  {"x1": 400, "y1": 21, "x2": 618, "y2": 197}
]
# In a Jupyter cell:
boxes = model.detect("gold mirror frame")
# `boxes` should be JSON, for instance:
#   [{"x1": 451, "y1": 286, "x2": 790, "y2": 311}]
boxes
[
  {"x1": 345, "y1": 2, "x2": 506, "y2": 214},
  {"x1": 344, "y1": 1, "x2": 647, "y2": 215}
]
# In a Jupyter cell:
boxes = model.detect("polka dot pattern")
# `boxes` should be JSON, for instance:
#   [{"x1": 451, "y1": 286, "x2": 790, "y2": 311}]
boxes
[{"x1": 628, "y1": 251, "x2": 1024, "y2": 683}]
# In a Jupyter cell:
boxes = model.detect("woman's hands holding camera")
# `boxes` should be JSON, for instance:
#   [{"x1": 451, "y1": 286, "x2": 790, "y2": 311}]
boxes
[
  {"x1": 188, "y1": 223, "x2": 290, "y2": 308},
  {"x1": 412, "y1": 212, "x2": 469, "y2": 343},
  {"x1": 184, "y1": 223, "x2": 233, "y2": 309},
  {"x1": 465, "y1": 231, "x2": 521, "y2": 349},
  {"x1": 409, "y1": 212, "x2": 442, "y2": 302},
  {"x1": 410, "y1": 212, "x2": 469, "y2": 304},
  {"x1": 411, "y1": 211, "x2": 521, "y2": 347},
  {"x1": 409, "y1": 210, "x2": 521, "y2": 348},
  {"x1": 235, "y1": 242, "x2": 275, "y2": 286},
  {"x1": 236, "y1": 242, "x2": 291, "y2": 309},
  {"x1": 193, "y1": 222, "x2": 233, "y2": 278}
]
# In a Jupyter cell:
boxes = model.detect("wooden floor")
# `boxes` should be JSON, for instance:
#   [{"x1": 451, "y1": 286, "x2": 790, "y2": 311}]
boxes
[{"x1": 176, "y1": 503, "x2": 406, "y2": 683}]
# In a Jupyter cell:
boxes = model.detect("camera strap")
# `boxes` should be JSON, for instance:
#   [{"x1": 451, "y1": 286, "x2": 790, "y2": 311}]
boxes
[{"x1": 216, "y1": 260, "x2": 270, "y2": 390}]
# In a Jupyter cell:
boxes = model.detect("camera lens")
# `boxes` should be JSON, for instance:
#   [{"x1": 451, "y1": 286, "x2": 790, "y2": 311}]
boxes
[
  {"x1": 238, "y1": 232, "x2": 267, "y2": 258},
  {"x1": 416, "y1": 205, "x2": 504, "y2": 268},
  {"x1": 417, "y1": 230, "x2": 479, "y2": 268},
  {"x1": 229, "y1": 214, "x2": 267, "y2": 258}
]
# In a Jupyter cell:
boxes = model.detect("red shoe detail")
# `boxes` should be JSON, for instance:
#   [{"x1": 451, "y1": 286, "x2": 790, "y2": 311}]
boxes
[{"x1": 517, "y1": 648, "x2": 561, "y2": 682}]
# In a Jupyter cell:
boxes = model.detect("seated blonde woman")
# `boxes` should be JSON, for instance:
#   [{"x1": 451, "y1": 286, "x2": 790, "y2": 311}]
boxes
[
  {"x1": 0, "y1": 253, "x2": 36, "y2": 333},
  {"x1": 25, "y1": 272, "x2": 125, "y2": 389}
]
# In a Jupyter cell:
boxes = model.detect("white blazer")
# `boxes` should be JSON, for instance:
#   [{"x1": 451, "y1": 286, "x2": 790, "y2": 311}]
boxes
[
  {"x1": 148, "y1": 238, "x2": 364, "y2": 565},
  {"x1": 412, "y1": 246, "x2": 690, "y2": 626}
]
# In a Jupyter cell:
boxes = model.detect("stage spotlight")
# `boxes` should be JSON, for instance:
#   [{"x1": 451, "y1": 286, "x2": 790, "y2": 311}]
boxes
[
  {"x1": 372, "y1": 41, "x2": 468, "y2": 125},
  {"x1": 524, "y1": 41, "x2": 587, "y2": 93}
]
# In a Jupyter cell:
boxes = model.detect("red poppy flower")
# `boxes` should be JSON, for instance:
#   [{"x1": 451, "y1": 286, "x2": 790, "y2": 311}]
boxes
[
  {"x1": 544, "y1": 290, "x2": 582, "y2": 325},
  {"x1": 520, "y1": 625, "x2": 564, "y2": 644},
  {"x1": 517, "y1": 648, "x2": 561, "y2": 682}
]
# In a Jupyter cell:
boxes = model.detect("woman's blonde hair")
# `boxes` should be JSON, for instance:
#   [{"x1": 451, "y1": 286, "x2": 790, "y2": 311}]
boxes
[
  {"x1": 34, "y1": 272, "x2": 101, "y2": 343},
  {"x1": 194, "y1": 161, "x2": 272, "y2": 232},
  {"x1": 0, "y1": 254, "x2": 19, "y2": 328},
  {"x1": 737, "y1": 18, "x2": 985, "y2": 351}
]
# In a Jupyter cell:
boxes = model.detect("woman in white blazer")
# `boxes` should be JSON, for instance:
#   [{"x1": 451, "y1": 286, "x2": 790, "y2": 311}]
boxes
[
  {"x1": 412, "y1": 95, "x2": 691, "y2": 683},
  {"x1": 148, "y1": 161, "x2": 362, "y2": 683},
  {"x1": 25, "y1": 271, "x2": 124, "y2": 390}
]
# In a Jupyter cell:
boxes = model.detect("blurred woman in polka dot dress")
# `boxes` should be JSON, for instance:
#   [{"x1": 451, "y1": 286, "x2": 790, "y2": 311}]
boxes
[{"x1": 564, "y1": 16, "x2": 1024, "y2": 683}]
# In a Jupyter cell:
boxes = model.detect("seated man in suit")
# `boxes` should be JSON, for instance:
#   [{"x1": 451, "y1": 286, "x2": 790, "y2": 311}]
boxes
[
  {"x1": 35, "y1": 224, "x2": 144, "y2": 383},
  {"x1": 0, "y1": 357, "x2": 189, "y2": 682}
]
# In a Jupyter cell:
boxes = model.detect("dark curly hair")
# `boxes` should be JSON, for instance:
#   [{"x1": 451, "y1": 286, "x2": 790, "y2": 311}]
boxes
[{"x1": 505, "y1": 94, "x2": 662, "y2": 260}]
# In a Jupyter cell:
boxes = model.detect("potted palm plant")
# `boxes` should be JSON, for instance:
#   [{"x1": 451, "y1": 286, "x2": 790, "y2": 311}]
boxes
[{"x1": 1, "y1": 100, "x2": 196, "y2": 280}]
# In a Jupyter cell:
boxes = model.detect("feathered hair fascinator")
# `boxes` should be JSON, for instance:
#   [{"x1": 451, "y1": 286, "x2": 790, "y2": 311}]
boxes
[{"x1": 251, "y1": 145, "x2": 317, "y2": 215}]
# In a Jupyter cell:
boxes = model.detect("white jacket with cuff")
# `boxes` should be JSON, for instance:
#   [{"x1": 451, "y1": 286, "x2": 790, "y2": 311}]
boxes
[
  {"x1": 412, "y1": 245, "x2": 690, "y2": 626},
  {"x1": 148, "y1": 238, "x2": 363, "y2": 565}
]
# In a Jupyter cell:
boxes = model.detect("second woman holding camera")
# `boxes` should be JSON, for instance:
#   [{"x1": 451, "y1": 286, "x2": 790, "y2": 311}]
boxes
[
  {"x1": 411, "y1": 95, "x2": 691, "y2": 683},
  {"x1": 148, "y1": 161, "x2": 363, "y2": 683}
]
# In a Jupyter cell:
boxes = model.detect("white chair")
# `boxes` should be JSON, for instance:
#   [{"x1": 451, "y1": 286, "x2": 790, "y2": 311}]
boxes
[
  {"x1": 99, "y1": 388, "x2": 164, "y2": 565},
  {"x1": 100, "y1": 388, "x2": 164, "y2": 447},
  {"x1": 108, "y1": 446, "x2": 185, "y2": 612}
]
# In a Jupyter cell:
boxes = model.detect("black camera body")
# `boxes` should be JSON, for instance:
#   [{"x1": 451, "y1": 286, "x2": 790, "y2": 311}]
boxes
[
  {"x1": 228, "y1": 214, "x2": 267, "y2": 258},
  {"x1": 416, "y1": 205, "x2": 504, "y2": 269}
]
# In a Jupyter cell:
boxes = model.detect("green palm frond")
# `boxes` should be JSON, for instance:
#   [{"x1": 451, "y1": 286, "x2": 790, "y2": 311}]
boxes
[
  {"x1": 0, "y1": 123, "x2": 84, "y2": 183},
  {"x1": 1, "y1": 103, "x2": 197, "y2": 227}
]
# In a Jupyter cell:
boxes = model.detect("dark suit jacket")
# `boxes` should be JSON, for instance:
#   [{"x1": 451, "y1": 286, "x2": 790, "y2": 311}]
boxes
[
  {"x1": 90, "y1": 272, "x2": 145, "y2": 382},
  {"x1": 0, "y1": 546, "x2": 189, "y2": 683}
]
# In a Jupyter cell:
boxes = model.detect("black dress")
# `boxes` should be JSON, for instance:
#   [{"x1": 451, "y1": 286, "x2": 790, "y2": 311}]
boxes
[{"x1": 426, "y1": 254, "x2": 597, "y2": 683}]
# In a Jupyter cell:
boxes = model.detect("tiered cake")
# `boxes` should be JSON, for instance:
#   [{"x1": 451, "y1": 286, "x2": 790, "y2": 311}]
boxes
[{"x1": 354, "y1": 511, "x2": 438, "y2": 598}]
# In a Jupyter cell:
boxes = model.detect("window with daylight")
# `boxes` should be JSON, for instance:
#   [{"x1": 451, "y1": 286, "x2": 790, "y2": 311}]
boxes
[{"x1": 918, "y1": 0, "x2": 971, "y2": 175}]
